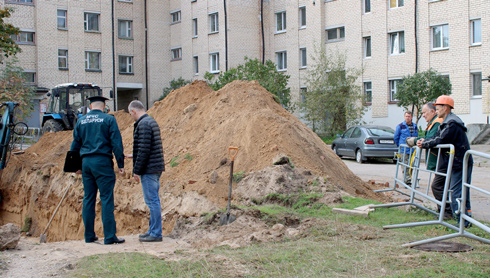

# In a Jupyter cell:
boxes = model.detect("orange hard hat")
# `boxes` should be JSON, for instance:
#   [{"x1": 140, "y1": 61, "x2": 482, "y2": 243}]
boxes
[{"x1": 433, "y1": 95, "x2": 454, "y2": 109}]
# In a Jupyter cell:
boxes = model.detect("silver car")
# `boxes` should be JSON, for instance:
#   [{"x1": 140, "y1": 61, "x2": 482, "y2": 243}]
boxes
[{"x1": 331, "y1": 125, "x2": 398, "y2": 163}]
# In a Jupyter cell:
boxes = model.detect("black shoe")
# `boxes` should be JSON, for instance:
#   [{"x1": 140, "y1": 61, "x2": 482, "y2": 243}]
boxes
[
  {"x1": 85, "y1": 236, "x2": 99, "y2": 243},
  {"x1": 105, "y1": 238, "x2": 125, "y2": 245},
  {"x1": 139, "y1": 232, "x2": 150, "y2": 239},
  {"x1": 139, "y1": 235, "x2": 162, "y2": 242}
]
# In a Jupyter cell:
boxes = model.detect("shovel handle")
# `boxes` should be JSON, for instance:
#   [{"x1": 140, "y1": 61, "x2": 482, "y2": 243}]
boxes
[{"x1": 228, "y1": 147, "x2": 239, "y2": 161}]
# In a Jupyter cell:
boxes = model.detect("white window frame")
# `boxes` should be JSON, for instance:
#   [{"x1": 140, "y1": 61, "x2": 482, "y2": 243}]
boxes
[
  {"x1": 210, "y1": 52, "x2": 220, "y2": 73},
  {"x1": 364, "y1": 36, "x2": 371, "y2": 58},
  {"x1": 57, "y1": 9, "x2": 67, "y2": 29},
  {"x1": 7, "y1": 0, "x2": 34, "y2": 3},
  {"x1": 209, "y1": 12, "x2": 219, "y2": 33},
  {"x1": 171, "y1": 47, "x2": 182, "y2": 61},
  {"x1": 471, "y1": 19, "x2": 481, "y2": 46},
  {"x1": 192, "y1": 18, "x2": 198, "y2": 37},
  {"x1": 58, "y1": 49, "x2": 68, "y2": 69},
  {"x1": 84, "y1": 12, "x2": 100, "y2": 32},
  {"x1": 326, "y1": 26, "x2": 345, "y2": 42},
  {"x1": 431, "y1": 24, "x2": 449, "y2": 50},
  {"x1": 119, "y1": 55, "x2": 133, "y2": 74},
  {"x1": 11, "y1": 31, "x2": 35, "y2": 44},
  {"x1": 389, "y1": 79, "x2": 402, "y2": 102},
  {"x1": 389, "y1": 31, "x2": 405, "y2": 55},
  {"x1": 23, "y1": 70, "x2": 36, "y2": 84},
  {"x1": 276, "y1": 11, "x2": 286, "y2": 33},
  {"x1": 300, "y1": 87, "x2": 307, "y2": 103},
  {"x1": 118, "y1": 20, "x2": 132, "y2": 38},
  {"x1": 364, "y1": 0, "x2": 371, "y2": 13},
  {"x1": 171, "y1": 10, "x2": 181, "y2": 24},
  {"x1": 193, "y1": 56, "x2": 199, "y2": 75},
  {"x1": 389, "y1": 0, "x2": 404, "y2": 9},
  {"x1": 364, "y1": 81, "x2": 372, "y2": 104},
  {"x1": 471, "y1": 72, "x2": 482, "y2": 97},
  {"x1": 276, "y1": 51, "x2": 287, "y2": 71},
  {"x1": 299, "y1": 6, "x2": 306, "y2": 28},
  {"x1": 85, "y1": 51, "x2": 101, "y2": 71},
  {"x1": 300, "y1": 47, "x2": 307, "y2": 68}
]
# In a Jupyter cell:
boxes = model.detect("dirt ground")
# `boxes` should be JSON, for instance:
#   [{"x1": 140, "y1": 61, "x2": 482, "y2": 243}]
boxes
[{"x1": 0, "y1": 80, "x2": 388, "y2": 277}]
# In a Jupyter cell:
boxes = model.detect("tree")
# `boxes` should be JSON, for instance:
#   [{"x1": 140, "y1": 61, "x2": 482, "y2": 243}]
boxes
[
  {"x1": 0, "y1": 8, "x2": 21, "y2": 60},
  {"x1": 0, "y1": 60, "x2": 35, "y2": 120},
  {"x1": 158, "y1": 77, "x2": 191, "y2": 101},
  {"x1": 204, "y1": 57, "x2": 292, "y2": 110},
  {"x1": 299, "y1": 46, "x2": 364, "y2": 136},
  {"x1": 395, "y1": 69, "x2": 451, "y2": 124}
]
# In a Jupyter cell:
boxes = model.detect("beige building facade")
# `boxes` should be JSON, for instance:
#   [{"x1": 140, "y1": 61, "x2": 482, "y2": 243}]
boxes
[{"x1": 3, "y1": 0, "x2": 489, "y2": 127}]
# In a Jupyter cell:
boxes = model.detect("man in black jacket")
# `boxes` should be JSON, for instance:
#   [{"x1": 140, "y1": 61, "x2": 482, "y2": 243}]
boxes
[
  {"x1": 417, "y1": 95, "x2": 473, "y2": 226},
  {"x1": 127, "y1": 100, "x2": 165, "y2": 242}
]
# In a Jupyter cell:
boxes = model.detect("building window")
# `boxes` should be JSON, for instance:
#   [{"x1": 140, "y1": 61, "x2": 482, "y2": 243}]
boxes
[
  {"x1": 7, "y1": 0, "x2": 33, "y2": 2},
  {"x1": 192, "y1": 18, "x2": 198, "y2": 37},
  {"x1": 326, "y1": 26, "x2": 345, "y2": 42},
  {"x1": 209, "y1": 13, "x2": 218, "y2": 33},
  {"x1": 58, "y1": 49, "x2": 68, "y2": 69},
  {"x1": 300, "y1": 48, "x2": 307, "y2": 68},
  {"x1": 364, "y1": 82, "x2": 372, "y2": 104},
  {"x1": 171, "y1": 48, "x2": 182, "y2": 61},
  {"x1": 23, "y1": 71, "x2": 36, "y2": 84},
  {"x1": 472, "y1": 72, "x2": 482, "y2": 97},
  {"x1": 276, "y1": 11, "x2": 286, "y2": 32},
  {"x1": 300, "y1": 87, "x2": 307, "y2": 103},
  {"x1": 299, "y1": 7, "x2": 306, "y2": 28},
  {"x1": 276, "y1": 51, "x2": 287, "y2": 71},
  {"x1": 432, "y1": 24, "x2": 449, "y2": 50},
  {"x1": 210, "y1": 52, "x2": 219, "y2": 73},
  {"x1": 193, "y1": 56, "x2": 199, "y2": 74},
  {"x1": 364, "y1": 36, "x2": 371, "y2": 58},
  {"x1": 471, "y1": 19, "x2": 481, "y2": 45},
  {"x1": 11, "y1": 32, "x2": 35, "y2": 44},
  {"x1": 389, "y1": 79, "x2": 402, "y2": 102},
  {"x1": 119, "y1": 56, "x2": 133, "y2": 74},
  {"x1": 390, "y1": 0, "x2": 404, "y2": 8},
  {"x1": 118, "y1": 20, "x2": 132, "y2": 38},
  {"x1": 390, "y1": 31, "x2": 405, "y2": 55},
  {"x1": 171, "y1": 10, "x2": 181, "y2": 23},
  {"x1": 364, "y1": 0, "x2": 371, "y2": 13},
  {"x1": 84, "y1": 12, "x2": 100, "y2": 32},
  {"x1": 85, "y1": 51, "x2": 101, "y2": 71},
  {"x1": 57, "y1": 9, "x2": 67, "y2": 29}
]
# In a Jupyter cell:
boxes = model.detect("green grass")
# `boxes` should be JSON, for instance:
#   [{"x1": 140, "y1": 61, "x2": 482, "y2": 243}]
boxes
[
  {"x1": 184, "y1": 153, "x2": 193, "y2": 161},
  {"x1": 320, "y1": 135, "x2": 337, "y2": 145},
  {"x1": 232, "y1": 171, "x2": 246, "y2": 183},
  {"x1": 71, "y1": 196, "x2": 490, "y2": 278},
  {"x1": 169, "y1": 155, "x2": 180, "y2": 167}
]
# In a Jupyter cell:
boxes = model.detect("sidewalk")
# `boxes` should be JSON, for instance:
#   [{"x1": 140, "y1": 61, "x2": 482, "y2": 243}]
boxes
[{"x1": 470, "y1": 145, "x2": 490, "y2": 168}]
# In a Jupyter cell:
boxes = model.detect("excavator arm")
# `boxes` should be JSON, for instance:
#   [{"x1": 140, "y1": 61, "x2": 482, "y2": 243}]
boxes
[{"x1": 0, "y1": 102, "x2": 27, "y2": 170}]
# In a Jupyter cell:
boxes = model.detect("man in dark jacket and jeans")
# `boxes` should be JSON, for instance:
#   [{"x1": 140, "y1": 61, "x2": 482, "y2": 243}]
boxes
[
  {"x1": 127, "y1": 100, "x2": 165, "y2": 242},
  {"x1": 417, "y1": 95, "x2": 473, "y2": 226}
]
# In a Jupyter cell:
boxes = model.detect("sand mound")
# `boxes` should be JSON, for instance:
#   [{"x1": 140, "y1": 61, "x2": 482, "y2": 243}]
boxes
[{"x1": 0, "y1": 80, "x2": 385, "y2": 242}]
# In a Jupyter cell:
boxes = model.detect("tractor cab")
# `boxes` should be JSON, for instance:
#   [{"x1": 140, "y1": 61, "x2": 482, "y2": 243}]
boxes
[{"x1": 42, "y1": 83, "x2": 102, "y2": 133}]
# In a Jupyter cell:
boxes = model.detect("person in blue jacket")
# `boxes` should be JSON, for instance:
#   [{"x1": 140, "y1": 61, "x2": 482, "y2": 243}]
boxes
[
  {"x1": 394, "y1": 111, "x2": 418, "y2": 184},
  {"x1": 70, "y1": 96, "x2": 126, "y2": 245}
]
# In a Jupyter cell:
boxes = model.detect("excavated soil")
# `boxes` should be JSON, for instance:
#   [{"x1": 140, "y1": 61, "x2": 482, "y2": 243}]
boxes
[{"x1": 0, "y1": 80, "x2": 386, "y2": 244}]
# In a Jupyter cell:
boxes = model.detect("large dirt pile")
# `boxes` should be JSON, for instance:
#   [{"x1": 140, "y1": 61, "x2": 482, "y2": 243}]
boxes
[{"x1": 0, "y1": 80, "x2": 384, "y2": 242}]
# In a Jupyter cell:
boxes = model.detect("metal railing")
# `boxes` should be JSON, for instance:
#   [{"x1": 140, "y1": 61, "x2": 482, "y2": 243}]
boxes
[
  {"x1": 12, "y1": 127, "x2": 41, "y2": 150},
  {"x1": 402, "y1": 150, "x2": 490, "y2": 247}
]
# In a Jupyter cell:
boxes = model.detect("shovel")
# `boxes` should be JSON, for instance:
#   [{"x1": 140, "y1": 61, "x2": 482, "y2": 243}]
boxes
[
  {"x1": 40, "y1": 183, "x2": 72, "y2": 243},
  {"x1": 219, "y1": 146, "x2": 238, "y2": 226}
]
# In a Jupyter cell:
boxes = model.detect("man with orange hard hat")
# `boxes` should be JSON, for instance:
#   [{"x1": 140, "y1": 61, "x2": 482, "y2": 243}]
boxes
[{"x1": 417, "y1": 95, "x2": 473, "y2": 227}]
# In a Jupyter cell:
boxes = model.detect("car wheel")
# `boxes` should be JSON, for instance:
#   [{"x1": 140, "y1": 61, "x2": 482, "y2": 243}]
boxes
[
  {"x1": 356, "y1": 149, "x2": 364, "y2": 164},
  {"x1": 333, "y1": 145, "x2": 342, "y2": 157}
]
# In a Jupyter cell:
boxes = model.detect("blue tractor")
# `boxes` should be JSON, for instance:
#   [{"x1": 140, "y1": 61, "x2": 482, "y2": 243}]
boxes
[{"x1": 41, "y1": 83, "x2": 103, "y2": 133}]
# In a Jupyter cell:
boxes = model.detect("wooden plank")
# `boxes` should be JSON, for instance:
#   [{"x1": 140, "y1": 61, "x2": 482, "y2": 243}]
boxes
[{"x1": 332, "y1": 208, "x2": 369, "y2": 217}]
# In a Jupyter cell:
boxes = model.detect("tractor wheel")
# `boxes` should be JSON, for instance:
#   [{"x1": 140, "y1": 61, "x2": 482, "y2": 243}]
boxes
[{"x1": 42, "y1": 119, "x2": 64, "y2": 134}]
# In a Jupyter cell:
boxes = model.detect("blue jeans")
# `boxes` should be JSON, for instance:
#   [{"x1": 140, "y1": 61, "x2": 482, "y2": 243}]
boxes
[
  {"x1": 449, "y1": 164, "x2": 472, "y2": 217},
  {"x1": 141, "y1": 173, "x2": 162, "y2": 238}
]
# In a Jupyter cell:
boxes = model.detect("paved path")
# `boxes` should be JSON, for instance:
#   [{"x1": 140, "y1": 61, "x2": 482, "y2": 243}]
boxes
[{"x1": 342, "y1": 145, "x2": 490, "y2": 222}]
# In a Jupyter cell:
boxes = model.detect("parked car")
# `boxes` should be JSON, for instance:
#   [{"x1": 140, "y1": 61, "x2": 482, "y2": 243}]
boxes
[{"x1": 331, "y1": 125, "x2": 398, "y2": 164}]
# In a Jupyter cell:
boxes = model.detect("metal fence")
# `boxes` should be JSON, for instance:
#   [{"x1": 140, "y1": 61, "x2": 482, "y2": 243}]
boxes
[
  {"x1": 371, "y1": 144, "x2": 490, "y2": 247},
  {"x1": 12, "y1": 127, "x2": 41, "y2": 150}
]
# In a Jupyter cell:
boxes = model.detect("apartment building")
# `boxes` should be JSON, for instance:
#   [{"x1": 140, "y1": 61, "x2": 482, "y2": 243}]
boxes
[{"x1": 3, "y1": 0, "x2": 489, "y2": 128}]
